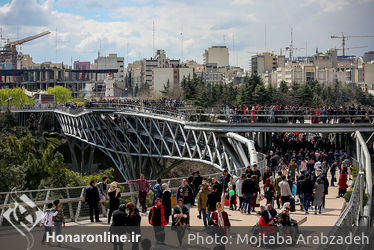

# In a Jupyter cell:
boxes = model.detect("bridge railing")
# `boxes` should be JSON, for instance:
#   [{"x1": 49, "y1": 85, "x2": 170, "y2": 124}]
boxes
[
  {"x1": 3, "y1": 104, "x2": 374, "y2": 124},
  {"x1": 0, "y1": 152, "x2": 266, "y2": 225},
  {"x1": 319, "y1": 131, "x2": 372, "y2": 250}
]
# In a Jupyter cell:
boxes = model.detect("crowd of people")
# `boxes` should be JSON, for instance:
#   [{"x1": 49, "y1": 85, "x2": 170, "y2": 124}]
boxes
[
  {"x1": 40, "y1": 131, "x2": 352, "y2": 248},
  {"x1": 222, "y1": 104, "x2": 374, "y2": 124}
]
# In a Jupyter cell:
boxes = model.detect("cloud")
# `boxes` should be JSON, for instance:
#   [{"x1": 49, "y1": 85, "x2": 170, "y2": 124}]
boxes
[{"x1": 0, "y1": 0, "x2": 373, "y2": 70}]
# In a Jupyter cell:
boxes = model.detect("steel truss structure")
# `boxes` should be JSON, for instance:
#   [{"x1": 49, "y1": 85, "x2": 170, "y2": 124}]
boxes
[{"x1": 55, "y1": 110, "x2": 259, "y2": 180}]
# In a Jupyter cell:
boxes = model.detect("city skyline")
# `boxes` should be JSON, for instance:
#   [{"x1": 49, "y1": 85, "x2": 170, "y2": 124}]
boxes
[{"x1": 0, "y1": 0, "x2": 373, "y2": 70}]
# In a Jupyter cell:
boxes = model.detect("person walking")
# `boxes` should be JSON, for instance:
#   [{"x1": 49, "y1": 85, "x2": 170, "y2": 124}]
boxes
[
  {"x1": 197, "y1": 182, "x2": 210, "y2": 227},
  {"x1": 107, "y1": 182, "x2": 121, "y2": 224},
  {"x1": 172, "y1": 199, "x2": 190, "y2": 247},
  {"x1": 263, "y1": 178, "x2": 275, "y2": 205},
  {"x1": 206, "y1": 184, "x2": 221, "y2": 222},
  {"x1": 274, "y1": 171, "x2": 282, "y2": 209},
  {"x1": 127, "y1": 174, "x2": 150, "y2": 213},
  {"x1": 263, "y1": 167, "x2": 272, "y2": 185},
  {"x1": 161, "y1": 183, "x2": 172, "y2": 224},
  {"x1": 148, "y1": 198, "x2": 167, "y2": 240},
  {"x1": 241, "y1": 174, "x2": 257, "y2": 214},
  {"x1": 209, "y1": 202, "x2": 231, "y2": 249},
  {"x1": 252, "y1": 164, "x2": 261, "y2": 181},
  {"x1": 279, "y1": 175, "x2": 292, "y2": 205},
  {"x1": 150, "y1": 178, "x2": 163, "y2": 206},
  {"x1": 228, "y1": 177, "x2": 237, "y2": 210},
  {"x1": 52, "y1": 200, "x2": 65, "y2": 247},
  {"x1": 127, "y1": 202, "x2": 141, "y2": 250},
  {"x1": 96, "y1": 176, "x2": 108, "y2": 202},
  {"x1": 176, "y1": 178, "x2": 194, "y2": 211},
  {"x1": 313, "y1": 178, "x2": 325, "y2": 214},
  {"x1": 337, "y1": 170, "x2": 348, "y2": 198},
  {"x1": 41, "y1": 203, "x2": 58, "y2": 245},
  {"x1": 219, "y1": 169, "x2": 231, "y2": 207},
  {"x1": 85, "y1": 180, "x2": 102, "y2": 222},
  {"x1": 235, "y1": 174, "x2": 245, "y2": 211},
  {"x1": 300, "y1": 173, "x2": 314, "y2": 214},
  {"x1": 110, "y1": 204, "x2": 128, "y2": 250},
  {"x1": 288, "y1": 159, "x2": 298, "y2": 181},
  {"x1": 330, "y1": 161, "x2": 338, "y2": 187}
]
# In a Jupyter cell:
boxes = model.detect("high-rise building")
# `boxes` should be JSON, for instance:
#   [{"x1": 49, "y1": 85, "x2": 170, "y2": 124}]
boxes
[
  {"x1": 364, "y1": 51, "x2": 374, "y2": 63},
  {"x1": 141, "y1": 49, "x2": 180, "y2": 87},
  {"x1": 74, "y1": 61, "x2": 90, "y2": 70},
  {"x1": 153, "y1": 67, "x2": 193, "y2": 96},
  {"x1": 251, "y1": 52, "x2": 285, "y2": 74},
  {"x1": 92, "y1": 53, "x2": 124, "y2": 81},
  {"x1": 203, "y1": 46, "x2": 229, "y2": 67}
]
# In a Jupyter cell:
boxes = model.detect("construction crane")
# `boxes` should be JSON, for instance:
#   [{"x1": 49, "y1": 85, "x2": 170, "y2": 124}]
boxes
[
  {"x1": 286, "y1": 28, "x2": 305, "y2": 61},
  {"x1": 335, "y1": 45, "x2": 368, "y2": 53},
  {"x1": 331, "y1": 32, "x2": 374, "y2": 56},
  {"x1": 1, "y1": 31, "x2": 50, "y2": 69}
]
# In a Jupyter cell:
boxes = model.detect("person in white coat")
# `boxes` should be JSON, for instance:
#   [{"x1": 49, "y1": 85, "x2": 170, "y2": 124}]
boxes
[{"x1": 235, "y1": 174, "x2": 245, "y2": 211}]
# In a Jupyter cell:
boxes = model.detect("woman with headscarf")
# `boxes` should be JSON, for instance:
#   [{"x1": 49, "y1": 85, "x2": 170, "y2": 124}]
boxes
[
  {"x1": 263, "y1": 178, "x2": 275, "y2": 205},
  {"x1": 109, "y1": 204, "x2": 128, "y2": 250},
  {"x1": 281, "y1": 165, "x2": 289, "y2": 177},
  {"x1": 313, "y1": 178, "x2": 325, "y2": 214},
  {"x1": 162, "y1": 183, "x2": 171, "y2": 224},
  {"x1": 337, "y1": 170, "x2": 348, "y2": 198},
  {"x1": 107, "y1": 182, "x2": 121, "y2": 224},
  {"x1": 250, "y1": 175, "x2": 260, "y2": 212},
  {"x1": 127, "y1": 202, "x2": 141, "y2": 250}
]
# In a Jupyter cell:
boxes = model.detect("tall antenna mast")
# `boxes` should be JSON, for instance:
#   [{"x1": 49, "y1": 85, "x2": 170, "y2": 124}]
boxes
[
  {"x1": 181, "y1": 24, "x2": 183, "y2": 62},
  {"x1": 152, "y1": 20, "x2": 155, "y2": 56},
  {"x1": 265, "y1": 23, "x2": 267, "y2": 52},
  {"x1": 55, "y1": 27, "x2": 58, "y2": 62},
  {"x1": 232, "y1": 33, "x2": 235, "y2": 66},
  {"x1": 290, "y1": 27, "x2": 294, "y2": 61}
]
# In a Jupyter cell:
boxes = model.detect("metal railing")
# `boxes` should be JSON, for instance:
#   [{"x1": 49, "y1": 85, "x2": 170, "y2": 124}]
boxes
[
  {"x1": 319, "y1": 131, "x2": 372, "y2": 250},
  {"x1": 3, "y1": 104, "x2": 374, "y2": 125},
  {"x1": 0, "y1": 153, "x2": 266, "y2": 225}
]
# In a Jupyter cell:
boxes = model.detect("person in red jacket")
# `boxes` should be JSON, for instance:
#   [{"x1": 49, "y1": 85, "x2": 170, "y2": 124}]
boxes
[
  {"x1": 209, "y1": 202, "x2": 231, "y2": 227},
  {"x1": 209, "y1": 202, "x2": 230, "y2": 249},
  {"x1": 337, "y1": 171, "x2": 348, "y2": 198},
  {"x1": 258, "y1": 210, "x2": 275, "y2": 237}
]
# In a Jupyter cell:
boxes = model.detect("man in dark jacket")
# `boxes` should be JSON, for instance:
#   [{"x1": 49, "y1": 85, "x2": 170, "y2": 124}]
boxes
[
  {"x1": 330, "y1": 161, "x2": 338, "y2": 186},
  {"x1": 206, "y1": 185, "x2": 220, "y2": 222},
  {"x1": 263, "y1": 166, "x2": 272, "y2": 184},
  {"x1": 241, "y1": 174, "x2": 257, "y2": 214},
  {"x1": 252, "y1": 165, "x2": 261, "y2": 181},
  {"x1": 300, "y1": 173, "x2": 314, "y2": 214},
  {"x1": 176, "y1": 179, "x2": 194, "y2": 211},
  {"x1": 192, "y1": 171, "x2": 203, "y2": 198},
  {"x1": 85, "y1": 180, "x2": 101, "y2": 222}
]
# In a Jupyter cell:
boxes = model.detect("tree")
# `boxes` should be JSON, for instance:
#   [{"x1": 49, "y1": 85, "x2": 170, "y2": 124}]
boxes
[
  {"x1": 160, "y1": 79, "x2": 171, "y2": 97},
  {"x1": 254, "y1": 84, "x2": 268, "y2": 105},
  {"x1": 46, "y1": 86, "x2": 72, "y2": 104},
  {"x1": 279, "y1": 81, "x2": 289, "y2": 93},
  {"x1": 0, "y1": 88, "x2": 31, "y2": 106}
]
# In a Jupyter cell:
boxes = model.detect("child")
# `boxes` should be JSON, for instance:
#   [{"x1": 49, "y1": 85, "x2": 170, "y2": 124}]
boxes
[{"x1": 41, "y1": 203, "x2": 58, "y2": 245}]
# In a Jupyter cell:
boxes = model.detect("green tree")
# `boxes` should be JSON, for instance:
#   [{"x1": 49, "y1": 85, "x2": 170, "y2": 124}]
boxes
[
  {"x1": 46, "y1": 86, "x2": 72, "y2": 104},
  {"x1": 254, "y1": 84, "x2": 268, "y2": 105},
  {"x1": 0, "y1": 88, "x2": 31, "y2": 106},
  {"x1": 279, "y1": 81, "x2": 289, "y2": 93}
]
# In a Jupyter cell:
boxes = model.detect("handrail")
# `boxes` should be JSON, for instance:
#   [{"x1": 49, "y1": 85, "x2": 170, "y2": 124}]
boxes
[{"x1": 319, "y1": 131, "x2": 372, "y2": 249}]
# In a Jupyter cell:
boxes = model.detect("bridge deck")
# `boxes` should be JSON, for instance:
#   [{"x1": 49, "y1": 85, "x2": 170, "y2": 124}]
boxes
[{"x1": 68, "y1": 175, "x2": 350, "y2": 227}]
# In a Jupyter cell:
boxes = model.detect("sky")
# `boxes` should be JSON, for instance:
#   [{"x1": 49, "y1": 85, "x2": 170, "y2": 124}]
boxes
[{"x1": 0, "y1": 0, "x2": 373, "y2": 70}]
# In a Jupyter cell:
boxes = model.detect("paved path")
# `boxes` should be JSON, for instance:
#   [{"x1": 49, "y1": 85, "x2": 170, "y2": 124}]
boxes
[{"x1": 68, "y1": 173, "x2": 350, "y2": 228}]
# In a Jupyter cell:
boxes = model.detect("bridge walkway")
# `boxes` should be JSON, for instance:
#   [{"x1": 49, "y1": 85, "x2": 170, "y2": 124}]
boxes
[{"x1": 68, "y1": 173, "x2": 350, "y2": 227}]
